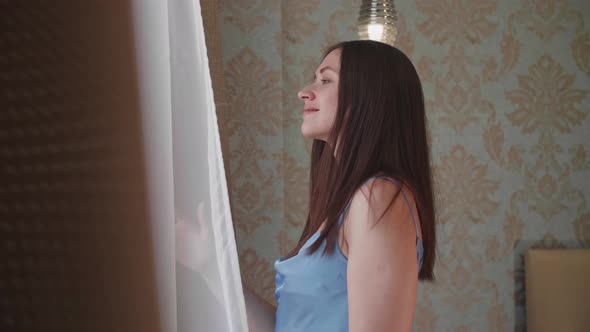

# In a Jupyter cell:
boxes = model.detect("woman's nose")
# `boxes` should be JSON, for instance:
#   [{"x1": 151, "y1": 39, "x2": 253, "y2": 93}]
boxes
[{"x1": 298, "y1": 88, "x2": 314, "y2": 101}]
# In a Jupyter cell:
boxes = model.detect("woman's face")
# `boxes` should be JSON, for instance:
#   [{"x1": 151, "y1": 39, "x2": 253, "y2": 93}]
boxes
[{"x1": 297, "y1": 48, "x2": 341, "y2": 142}]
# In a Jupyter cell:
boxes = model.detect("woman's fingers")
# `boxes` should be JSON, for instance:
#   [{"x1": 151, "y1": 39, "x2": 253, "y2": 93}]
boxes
[
  {"x1": 175, "y1": 200, "x2": 210, "y2": 271},
  {"x1": 195, "y1": 200, "x2": 209, "y2": 242}
]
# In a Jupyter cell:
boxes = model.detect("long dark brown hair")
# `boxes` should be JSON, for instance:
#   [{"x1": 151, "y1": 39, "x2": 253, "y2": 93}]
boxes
[{"x1": 285, "y1": 40, "x2": 436, "y2": 281}]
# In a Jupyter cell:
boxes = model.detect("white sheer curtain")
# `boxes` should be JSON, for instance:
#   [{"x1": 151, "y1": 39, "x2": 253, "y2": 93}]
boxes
[{"x1": 131, "y1": 0, "x2": 248, "y2": 331}]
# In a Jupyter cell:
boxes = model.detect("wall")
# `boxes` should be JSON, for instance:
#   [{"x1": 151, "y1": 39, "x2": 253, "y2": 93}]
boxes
[{"x1": 216, "y1": 0, "x2": 590, "y2": 330}]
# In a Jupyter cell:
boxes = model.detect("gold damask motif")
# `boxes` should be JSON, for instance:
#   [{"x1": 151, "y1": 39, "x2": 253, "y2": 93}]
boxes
[
  {"x1": 481, "y1": 32, "x2": 520, "y2": 82},
  {"x1": 505, "y1": 55, "x2": 587, "y2": 134},
  {"x1": 434, "y1": 145, "x2": 500, "y2": 225},
  {"x1": 239, "y1": 248, "x2": 277, "y2": 304},
  {"x1": 571, "y1": 30, "x2": 590, "y2": 75},
  {"x1": 233, "y1": 174, "x2": 281, "y2": 235},
  {"x1": 283, "y1": 0, "x2": 320, "y2": 44},
  {"x1": 281, "y1": 154, "x2": 309, "y2": 229},
  {"x1": 570, "y1": 144, "x2": 590, "y2": 171},
  {"x1": 321, "y1": 0, "x2": 362, "y2": 51},
  {"x1": 574, "y1": 211, "x2": 590, "y2": 246},
  {"x1": 508, "y1": 0, "x2": 583, "y2": 41},
  {"x1": 500, "y1": 53, "x2": 587, "y2": 225},
  {"x1": 276, "y1": 152, "x2": 308, "y2": 255},
  {"x1": 483, "y1": 120, "x2": 524, "y2": 172},
  {"x1": 220, "y1": 0, "x2": 279, "y2": 34},
  {"x1": 225, "y1": 48, "x2": 282, "y2": 137},
  {"x1": 416, "y1": 0, "x2": 496, "y2": 44},
  {"x1": 232, "y1": 130, "x2": 268, "y2": 180},
  {"x1": 415, "y1": 56, "x2": 435, "y2": 83},
  {"x1": 431, "y1": 80, "x2": 487, "y2": 132},
  {"x1": 521, "y1": 169, "x2": 579, "y2": 221},
  {"x1": 414, "y1": 287, "x2": 437, "y2": 331},
  {"x1": 486, "y1": 303, "x2": 509, "y2": 332},
  {"x1": 432, "y1": 255, "x2": 497, "y2": 311},
  {"x1": 276, "y1": 226, "x2": 296, "y2": 257}
]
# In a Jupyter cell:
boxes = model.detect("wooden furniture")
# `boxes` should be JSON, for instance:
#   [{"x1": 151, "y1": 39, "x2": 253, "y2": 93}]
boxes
[{"x1": 525, "y1": 249, "x2": 590, "y2": 332}]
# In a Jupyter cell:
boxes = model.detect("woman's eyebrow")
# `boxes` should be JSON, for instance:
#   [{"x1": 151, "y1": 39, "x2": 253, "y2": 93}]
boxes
[{"x1": 313, "y1": 66, "x2": 337, "y2": 80}]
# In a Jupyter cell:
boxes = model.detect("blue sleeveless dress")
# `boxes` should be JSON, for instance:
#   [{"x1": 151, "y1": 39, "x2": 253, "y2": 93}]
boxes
[{"x1": 273, "y1": 176, "x2": 424, "y2": 332}]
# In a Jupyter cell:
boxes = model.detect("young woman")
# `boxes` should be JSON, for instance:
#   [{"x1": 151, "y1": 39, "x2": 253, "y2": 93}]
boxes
[{"x1": 244, "y1": 40, "x2": 436, "y2": 332}]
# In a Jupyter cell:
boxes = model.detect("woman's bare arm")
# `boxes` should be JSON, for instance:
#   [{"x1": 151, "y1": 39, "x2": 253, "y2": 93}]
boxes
[
  {"x1": 346, "y1": 179, "x2": 419, "y2": 332},
  {"x1": 243, "y1": 284, "x2": 276, "y2": 332}
]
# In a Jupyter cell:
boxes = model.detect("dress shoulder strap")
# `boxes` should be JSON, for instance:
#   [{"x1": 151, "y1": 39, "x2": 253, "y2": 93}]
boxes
[
  {"x1": 338, "y1": 176, "x2": 421, "y2": 242},
  {"x1": 377, "y1": 177, "x2": 421, "y2": 242},
  {"x1": 338, "y1": 176, "x2": 378, "y2": 226}
]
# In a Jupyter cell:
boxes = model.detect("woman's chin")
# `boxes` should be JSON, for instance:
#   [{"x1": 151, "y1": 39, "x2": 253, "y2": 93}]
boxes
[{"x1": 300, "y1": 127, "x2": 314, "y2": 139}]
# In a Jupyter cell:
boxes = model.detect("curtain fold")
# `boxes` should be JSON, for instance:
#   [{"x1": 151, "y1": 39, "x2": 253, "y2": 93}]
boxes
[
  {"x1": 198, "y1": 0, "x2": 235, "y2": 212},
  {"x1": 169, "y1": 0, "x2": 248, "y2": 331},
  {"x1": 132, "y1": 0, "x2": 247, "y2": 331}
]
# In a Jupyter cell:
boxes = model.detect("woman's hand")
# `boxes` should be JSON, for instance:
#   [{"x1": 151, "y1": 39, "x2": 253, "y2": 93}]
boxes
[{"x1": 175, "y1": 200, "x2": 276, "y2": 331}]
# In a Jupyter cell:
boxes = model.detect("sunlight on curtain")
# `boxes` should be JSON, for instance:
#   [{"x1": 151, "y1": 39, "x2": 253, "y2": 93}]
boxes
[
  {"x1": 131, "y1": 0, "x2": 247, "y2": 331},
  {"x1": 169, "y1": 0, "x2": 248, "y2": 331}
]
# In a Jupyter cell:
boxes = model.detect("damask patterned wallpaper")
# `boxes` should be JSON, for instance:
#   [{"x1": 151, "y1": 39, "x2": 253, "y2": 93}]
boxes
[{"x1": 215, "y1": 0, "x2": 590, "y2": 330}]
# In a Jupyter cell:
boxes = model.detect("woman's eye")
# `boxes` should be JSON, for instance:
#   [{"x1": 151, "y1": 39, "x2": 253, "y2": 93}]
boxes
[{"x1": 309, "y1": 78, "x2": 329, "y2": 85}]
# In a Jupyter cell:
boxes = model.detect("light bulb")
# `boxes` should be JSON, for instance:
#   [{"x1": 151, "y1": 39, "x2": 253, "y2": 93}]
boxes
[
  {"x1": 367, "y1": 23, "x2": 384, "y2": 41},
  {"x1": 357, "y1": 0, "x2": 398, "y2": 46}
]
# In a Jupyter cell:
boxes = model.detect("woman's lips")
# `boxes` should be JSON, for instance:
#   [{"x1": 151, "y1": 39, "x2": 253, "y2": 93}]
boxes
[{"x1": 303, "y1": 108, "x2": 319, "y2": 116}]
